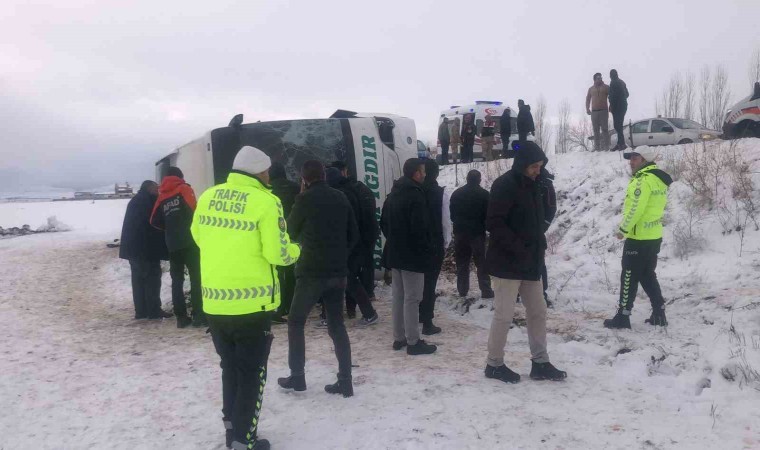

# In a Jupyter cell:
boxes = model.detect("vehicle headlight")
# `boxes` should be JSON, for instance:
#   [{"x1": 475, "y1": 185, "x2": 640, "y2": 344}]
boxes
[{"x1": 700, "y1": 134, "x2": 716, "y2": 140}]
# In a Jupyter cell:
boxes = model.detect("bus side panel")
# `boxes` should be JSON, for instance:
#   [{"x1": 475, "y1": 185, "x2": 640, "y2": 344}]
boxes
[{"x1": 174, "y1": 135, "x2": 214, "y2": 196}]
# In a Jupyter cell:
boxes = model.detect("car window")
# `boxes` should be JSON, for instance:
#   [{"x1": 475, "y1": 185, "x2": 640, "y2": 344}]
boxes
[
  {"x1": 417, "y1": 140, "x2": 427, "y2": 153},
  {"x1": 651, "y1": 120, "x2": 670, "y2": 133},
  {"x1": 668, "y1": 118, "x2": 703, "y2": 129},
  {"x1": 632, "y1": 121, "x2": 649, "y2": 133}
]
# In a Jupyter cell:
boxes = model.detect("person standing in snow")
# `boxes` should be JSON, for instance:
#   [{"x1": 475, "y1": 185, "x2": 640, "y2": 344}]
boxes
[
  {"x1": 604, "y1": 146, "x2": 672, "y2": 329},
  {"x1": 499, "y1": 109, "x2": 512, "y2": 157},
  {"x1": 419, "y1": 159, "x2": 451, "y2": 335},
  {"x1": 460, "y1": 115, "x2": 477, "y2": 163},
  {"x1": 484, "y1": 142, "x2": 567, "y2": 383},
  {"x1": 538, "y1": 161, "x2": 557, "y2": 308},
  {"x1": 326, "y1": 167, "x2": 379, "y2": 326},
  {"x1": 381, "y1": 158, "x2": 437, "y2": 355},
  {"x1": 268, "y1": 162, "x2": 300, "y2": 324},
  {"x1": 438, "y1": 116, "x2": 451, "y2": 165},
  {"x1": 586, "y1": 72, "x2": 610, "y2": 151},
  {"x1": 450, "y1": 170, "x2": 494, "y2": 300},
  {"x1": 119, "y1": 180, "x2": 171, "y2": 320},
  {"x1": 481, "y1": 115, "x2": 497, "y2": 161},
  {"x1": 609, "y1": 69, "x2": 630, "y2": 151},
  {"x1": 516, "y1": 99, "x2": 535, "y2": 145},
  {"x1": 150, "y1": 167, "x2": 203, "y2": 328},
  {"x1": 278, "y1": 160, "x2": 358, "y2": 398},
  {"x1": 191, "y1": 146, "x2": 301, "y2": 450},
  {"x1": 449, "y1": 117, "x2": 461, "y2": 164},
  {"x1": 331, "y1": 160, "x2": 380, "y2": 304}
]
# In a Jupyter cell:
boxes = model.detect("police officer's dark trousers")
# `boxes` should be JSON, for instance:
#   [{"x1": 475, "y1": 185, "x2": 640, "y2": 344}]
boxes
[{"x1": 619, "y1": 238, "x2": 665, "y2": 311}]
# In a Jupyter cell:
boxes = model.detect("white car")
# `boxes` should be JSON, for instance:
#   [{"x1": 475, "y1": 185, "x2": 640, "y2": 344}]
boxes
[{"x1": 611, "y1": 117, "x2": 721, "y2": 148}]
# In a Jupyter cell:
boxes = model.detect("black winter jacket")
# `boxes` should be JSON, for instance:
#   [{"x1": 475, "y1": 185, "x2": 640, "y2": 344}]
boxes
[
  {"x1": 485, "y1": 146, "x2": 547, "y2": 280},
  {"x1": 120, "y1": 189, "x2": 169, "y2": 261},
  {"x1": 423, "y1": 179, "x2": 445, "y2": 260},
  {"x1": 499, "y1": 110, "x2": 512, "y2": 139},
  {"x1": 270, "y1": 176, "x2": 300, "y2": 218},
  {"x1": 450, "y1": 182, "x2": 489, "y2": 237},
  {"x1": 287, "y1": 181, "x2": 359, "y2": 278},
  {"x1": 517, "y1": 104, "x2": 535, "y2": 135},
  {"x1": 380, "y1": 177, "x2": 434, "y2": 273},
  {"x1": 538, "y1": 166, "x2": 557, "y2": 232},
  {"x1": 350, "y1": 179, "x2": 380, "y2": 251},
  {"x1": 609, "y1": 78, "x2": 630, "y2": 110},
  {"x1": 461, "y1": 123, "x2": 477, "y2": 146}
]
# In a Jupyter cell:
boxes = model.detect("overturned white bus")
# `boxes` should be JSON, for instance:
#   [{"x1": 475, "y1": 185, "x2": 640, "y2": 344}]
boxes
[{"x1": 155, "y1": 110, "x2": 419, "y2": 270}]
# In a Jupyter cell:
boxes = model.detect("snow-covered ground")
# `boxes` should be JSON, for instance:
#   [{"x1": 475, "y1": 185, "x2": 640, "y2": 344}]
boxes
[{"x1": 2, "y1": 140, "x2": 760, "y2": 449}]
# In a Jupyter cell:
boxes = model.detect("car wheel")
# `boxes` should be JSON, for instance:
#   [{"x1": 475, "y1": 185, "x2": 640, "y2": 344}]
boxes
[
  {"x1": 737, "y1": 121, "x2": 760, "y2": 139},
  {"x1": 678, "y1": 139, "x2": 693, "y2": 144}
]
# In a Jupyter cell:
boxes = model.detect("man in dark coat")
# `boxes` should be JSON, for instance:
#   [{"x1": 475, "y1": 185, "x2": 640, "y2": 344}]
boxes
[
  {"x1": 419, "y1": 159, "x2": 449, "y2": 335},
  {"x1": 381, "y1": 158, "x2": 437, "y2": 355},
  {"x1": 499, "y1": 109, "x2": 512, "y2": 155},
  {"x1": 331, "y1": 160, "x2": 379, "y2": 302},
  {"x1": 516, "y1": 99, "x2": 535, "y2": 144},
  {"x1": 326, "y1": 167, "x2": 379, "y2": 325},
  {"x1": 537, "y1": 162, "x2": 557, "y2": 308},
  {"x1": 269, "y1": 162, "x2": 300, "y2": 323},
  {"x1": 438, "y1": 117, "x2": 451, "y2": 165},
  {"x1": 119, "y1": 180, "x2": 170, "y2": 320},
  {"x1": 449, "y1": 170, "x2": 493, "y2": 300},
  {"x1": 484, "y1": 142, "x2": 566, "y2": 384},
  {"x1": 460, "y1": 116, "x2": 477, "y2": 163},
  {"x1": 278, "y1": 160, "x2": 358, "y2": 398},
  {"x1": 150, "y1": 167, "x2": 202, "y2": 328},
  {"x1": 609, "y1": 69, "x2": 630, "y2": 151}
]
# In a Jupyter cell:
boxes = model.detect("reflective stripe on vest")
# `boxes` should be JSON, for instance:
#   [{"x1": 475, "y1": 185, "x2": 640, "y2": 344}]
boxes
[
  {"x1": 202, "y1": 285, "x2": 280, "y2": 301},
  {"x1": 197, "y1": 214, "x2": 257, "y2": 231}
]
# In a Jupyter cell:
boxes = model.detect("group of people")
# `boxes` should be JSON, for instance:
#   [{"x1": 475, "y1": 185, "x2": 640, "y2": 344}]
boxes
[
  {"x1": 586, "y1": 69, "x2": 630, "y2": 151},
  {"x1": 119, "y1": 132, "x2": 672, "y2": 448}
]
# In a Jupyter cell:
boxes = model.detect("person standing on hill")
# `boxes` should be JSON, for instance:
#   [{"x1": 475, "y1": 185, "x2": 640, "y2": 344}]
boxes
[
  {"x1": 609, "y1": 69, "x2": 630, "y2": 151},
  {"x1": 278, "y1": 160, "x2": 359, "y2": 398},
  {"x1": 151, "y1": 167, "x2": 203, "y2": 328},
  {"x1": 191, "y1": 146, "x2": 301, "y2": 450},
  {"x1": 586, "y1": 72, "x2": 610, "y2": 151},
  {"x1": 516, "y1": 100, "x2": 535, "y2": 145},
  {"x1": 438, "y1": 117, "x2": 451, "y2": 165},
  {"x1": 381, "y1": 158, "x2": 437, "y2": 355},
  {"x1": 537, "y1": 160, "x2": 557, "y2": 308},
  {"x1": 268, "y1": 162, "x2": 301, "y2": 323},
  {"x1": 499, "y1": 109, "x2": 512, "y2": 156},
  {"x1": 449, "y1": 170, "x2": 493, "y2": 300},
  {"x1": 484, "y1": 142, "x2": 567, "y2": 384},
  {"x1": 119, "y1": 180, "x2": 171, "y2": 320},
  {"x1": 481, "y1": 115, "x2": 496, "y2": 161},
  {"x1": 460, "y1": 116, "x2": 477, "y2": 163},
  {"x1": 449, "y1": 117, "x2": 461, "y2": 164},
  {"x1": 604, "y1": 146, "x2": 672, "y2": 329},
  {"x1": 419, "y1": 159, "x2": 451, "y2": 335}
]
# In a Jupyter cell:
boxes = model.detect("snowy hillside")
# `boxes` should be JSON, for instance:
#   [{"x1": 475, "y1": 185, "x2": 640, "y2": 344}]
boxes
[{"x1": 1, "y1": 140, "x2": 759, "y2": 449}]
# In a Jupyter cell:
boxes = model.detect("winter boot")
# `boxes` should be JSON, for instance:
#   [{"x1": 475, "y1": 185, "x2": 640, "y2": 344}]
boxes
[
  {"x1": 645, "y1": 309, "x2": 668, "y2": 327},
  {"x1": 530, "y1": 361, "x2": 567, "y2": 381},
  {"x1": 358, "y1": 313, "x2": 379, "y2": 327},
  {"x1": 392, "y1": 339, "x2": 407, "y2": 351},
  {"x1": 231, "y1": 439, "x2": 269, "y2": 450},
  {"x1": 277, "y1": 374, "x2": 306, "y2": 392},
  {"x1": 485, "y1": 364, "x2": 521, "y2": 384},
  {"x1": 407, "y1": 340, "x2": 437, "y2": 355},
  {"x1": 225, "y1": 430, "x2": 233, "y2": 449},
  {"x1": 271, "y1": 315, "x2": 288, "y2": 325},
  {"x1": 481, "y1": 289, "x2": 495, "y2": 299},
  {"x1": 176, "y1": 315, "x2": 192, "y2": 329},
  {"x1": 324, "y1": 378, "x2": 354, "y2": 398},
  {"x1": 192, "y1": 313, "x2": 208, "y2": 328},
  {"x1": 603, "y1": 310, "x2": 631, "y2": 329},
  {"x1": 544, "y1": 292, "x2": 553, "y2": 309},
  {"x1": 346, "y1": 309, "x2": 357, "y2": 319},
  {"x1": 422, "y1": 320, "x2": 442, "y2": 336}
]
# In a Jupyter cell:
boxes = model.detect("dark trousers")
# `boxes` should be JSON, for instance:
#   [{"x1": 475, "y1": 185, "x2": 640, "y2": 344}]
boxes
[
  {"x1": 419, "y1": 255, "x2": 444, "y2": 323},
  {"x1": 461, "y1": 143, "x2": 474, "y2": 163},
  {"x1": 454, "y1": 233, "x2": 493, "y2": 297},
  {"x1": 359, "y1": 248, "x2": 376, "y2": 298},
  {"x1": 288, "y1": 277, "x2": 352, "y2": 380},
  {"x1": 619, "y1": 239, "x2": 665, "y2": 311},
  {"x1": 169, "y1": 245, "x2": 202, "y2": 319},
  {"x1": 129, "y1": 259, "x2": 163, "y2": 318},
  {"x1": 208, "y1": 313, "x2": 273, "y2": 446},
  {"x1": 276, "y1": 265, "x2": 296, "y2": 317},
  {"x1": 541, "y1": 263, "x2": 548, "y2": 296},
  {"x1": 518, "y1": 132, "x2": 528, "y2": 145},
  {"x1": 440, "y1": 141, "x2": 450, "y2": 164},
  {"x1": 346, "y1": 267, "x2": 377, "y2": 320},
  {"x1": 612, "y1": 105, "x2": 627, "y2": 148}
]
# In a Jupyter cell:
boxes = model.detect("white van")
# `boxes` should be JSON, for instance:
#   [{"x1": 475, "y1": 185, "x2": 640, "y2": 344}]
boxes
[
  {"x1": 437, "y1": 101, "x2": 523, "y2": 161},
  {"x1": 723, "y1": 89, "x2": 760, "y2": 138},
  {"x1": 156, "y1": 110, "x2": 419, "y2": 270}
]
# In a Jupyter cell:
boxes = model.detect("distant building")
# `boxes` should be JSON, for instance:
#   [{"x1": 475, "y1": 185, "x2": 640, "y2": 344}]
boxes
[{"x1": 114, "y1": 183, "x2": 133, "y2": 198}]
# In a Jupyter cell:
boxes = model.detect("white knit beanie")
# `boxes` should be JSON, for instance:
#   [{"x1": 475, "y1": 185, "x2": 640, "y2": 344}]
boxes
[{"x1": 233, "y1": 146, "x2": 271, "y2": 175}]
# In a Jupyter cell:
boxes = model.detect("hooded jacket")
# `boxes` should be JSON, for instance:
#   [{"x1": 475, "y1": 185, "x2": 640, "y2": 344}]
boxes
[
  {"x1": 485, "y1": 143, "x2": 547, "y2": 280},
  {"x1": 380, "y1": 176, "x2": 434, "y2": 273},
  {"x1": 619, "y1": 162, "x2": 672, "y2": 240},
  {"x1": 609, "y1": 77, "x2": 630, "y2": 110},
  {"x1": 438, "y1": 121, "x2": 450, "y2": 143},
  {"x1": 517, "y1": 104, "x2": 535, "y2": 135},
  {"x1": 120, "y1": 187, "x2": 169, "y2": 261},
  {"x1": 461, "y1": 122, "x2": 477, "y2": 146},
  {"x1": 150, "y1": 176, "x2": 197, "y2": 253},
  {"x1": 499, "y1": 110, "x2": 512, "y2": 141}
]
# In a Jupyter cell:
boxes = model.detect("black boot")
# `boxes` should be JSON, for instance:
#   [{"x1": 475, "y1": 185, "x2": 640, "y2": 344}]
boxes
[
  {"x1": 277, "y1": 374, "x2": 306, "y2": 391},
  {"x1": 324, "y1": 378, "x2": 354, "y2": 398},
  {"x1": 225, "y1": 430, "x2": 233, "y2": 449},
  {"x1": 392, "y1": 339, "x2": 407, "y2": 351},
  {"x1": 645, "y1": 309, "x2": 668, "y2": 326},
  {"x1": 422, "y1": 320, "x2": 442, "y2": 336},
  {"x1": 530, "y1": 361, "x2": 567, "y2": 381},
  {"x1": 176, "y1": 315, "x2": 192, "y2": 329},
  {"x1": 192, "y1": 313, "x2": 208, "y2": 328},
  {"x1": 485, "y1": 364, "x2": 520, "y2": 384},
  {"x1": 603, "y1": 311, "x2": 631, "y2": 329},
  {"x1": 231, "y1": 439, "x2": 269, "y2": 450},
  {"x1": 407, "y1": 340, "x2": 437, "y2": 355}
]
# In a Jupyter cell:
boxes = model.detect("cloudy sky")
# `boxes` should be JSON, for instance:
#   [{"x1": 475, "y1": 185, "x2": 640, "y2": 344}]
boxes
[{"x1": 2, "y1": 0, "x2": 759, "y2": 189}]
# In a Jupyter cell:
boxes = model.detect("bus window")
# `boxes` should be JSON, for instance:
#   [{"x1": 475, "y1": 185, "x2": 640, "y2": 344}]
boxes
[{"x1": 375, "y1": 117, "x2": 395, "y2": 150}]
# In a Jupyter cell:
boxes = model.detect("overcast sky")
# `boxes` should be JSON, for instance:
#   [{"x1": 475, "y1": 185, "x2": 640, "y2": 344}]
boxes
[{"x1": 2, "y1": 0, "x2": 759, "y2": 189}]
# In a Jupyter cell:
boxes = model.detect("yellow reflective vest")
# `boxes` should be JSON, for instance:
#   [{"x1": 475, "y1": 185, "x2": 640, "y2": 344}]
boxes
[
  {"x1": 619, "y1": 163, "x2": 672, "y2": 240},
  {"x1": 191, "y1": 172, "x2": 301, "y2": 316}
]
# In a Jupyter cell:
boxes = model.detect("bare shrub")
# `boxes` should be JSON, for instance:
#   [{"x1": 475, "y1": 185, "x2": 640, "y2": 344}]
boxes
[
  {"x1": 672, "y1": 197, "x2": 706, "y2": 259},
  {"x1": 568, "y1": 115, "x2": 593, "y2": 152},
  {"x1": 659, "y1": 149, "x2": 687, "y2": 182}
]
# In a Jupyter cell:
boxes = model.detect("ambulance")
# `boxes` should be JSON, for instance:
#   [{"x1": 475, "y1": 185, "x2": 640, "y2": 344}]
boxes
[
  {"x1": 437, "y1": 101, "x2": 525, "y2": 160},
  {"x1": 155, "y1": 110, "x2": 419, "y2": 269}
]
